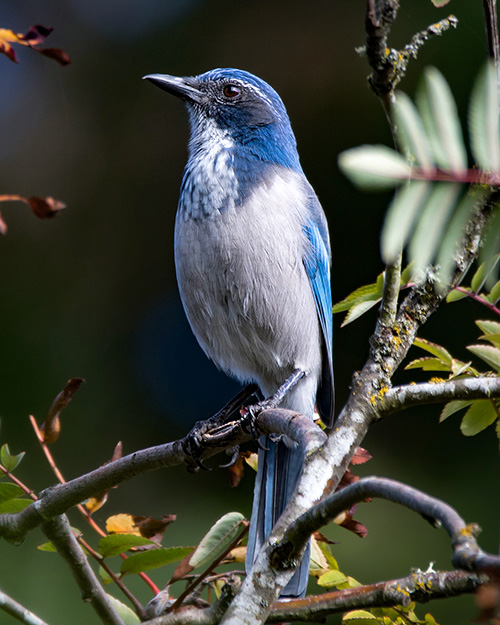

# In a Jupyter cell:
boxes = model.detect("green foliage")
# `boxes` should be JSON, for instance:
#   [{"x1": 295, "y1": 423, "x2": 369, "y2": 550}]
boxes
[
  {"x1": 0, "y1": 443, "x2": 25, "y2": 472},
  {"x1": 407, "y1": 322, "x2": 500, "y2": 443},
  {"x1": 98, "y1": 534, "x2": 158, "y2": 558},
  {"x1": 333, "y1": 266, "x2": 413, "y2": 326},
  {"x1": 338, "y1": 62, "x2": 500, "y2": 283},
  {"x1": 105, "y1": 594, "x2": 140, "y2": 624},
  {"x1": 189, "y1": 511, "x2": 245, "y2": 570},
  {"x1": 120, "y1": 547, "x2": 192, "y2": 576}
]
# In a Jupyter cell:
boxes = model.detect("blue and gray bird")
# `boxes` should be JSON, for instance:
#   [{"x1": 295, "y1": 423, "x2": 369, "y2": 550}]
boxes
[{"x1": 144, "y1": 68, "x2": 334, "y2": 597}]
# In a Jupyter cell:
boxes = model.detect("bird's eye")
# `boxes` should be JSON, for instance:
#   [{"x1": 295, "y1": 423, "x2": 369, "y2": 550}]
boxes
[{"x1": 223, "y1": 84, "x2": 240, "y2": 99}]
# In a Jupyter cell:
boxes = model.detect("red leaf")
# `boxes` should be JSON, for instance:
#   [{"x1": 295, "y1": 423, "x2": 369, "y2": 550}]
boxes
[
  {"x1": 28, "y1": 196, "x2": 66, "y2": 219},
  {"x1": 350, "y1": 446, "x2": 372, "y2": 465},
  {"x1": 0, "y1": 41, "x2": 17, "y2": 63},
  {"x1": 38, "y1": 47, "x2": 71, "y2": 66},
  {"x1": 20, "y1": 25, "x2": 53, "y2": 45}
]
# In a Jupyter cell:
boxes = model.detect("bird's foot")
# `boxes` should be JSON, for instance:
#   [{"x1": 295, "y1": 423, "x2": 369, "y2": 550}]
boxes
[
  {"x1": 240, "y1": 369, "x2": 306, "y2": 442},
  {"x1": 181, "y1": 384, "x2": 262, "y2": 470}
]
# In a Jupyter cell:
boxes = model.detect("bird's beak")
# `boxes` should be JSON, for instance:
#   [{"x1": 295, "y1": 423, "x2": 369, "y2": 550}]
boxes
[{"x1": 143, "y1": 73, "x2": 204, "y2": 104}]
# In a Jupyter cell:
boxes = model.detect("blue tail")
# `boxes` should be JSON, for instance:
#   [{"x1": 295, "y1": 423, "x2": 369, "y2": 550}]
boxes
[{"x1": 246, "y1": 436, "x2": 310, "y2": 597}]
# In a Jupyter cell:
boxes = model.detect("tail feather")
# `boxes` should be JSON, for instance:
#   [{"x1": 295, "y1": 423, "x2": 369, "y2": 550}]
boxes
[{"x1": 246, "y1": 436, "x2": 310, "y2": 597}]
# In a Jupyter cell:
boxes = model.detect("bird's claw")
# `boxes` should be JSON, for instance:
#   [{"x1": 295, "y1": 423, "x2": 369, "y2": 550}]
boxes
[{"x1": 219, "y1": 446, "x2": 240, "y2": 468}]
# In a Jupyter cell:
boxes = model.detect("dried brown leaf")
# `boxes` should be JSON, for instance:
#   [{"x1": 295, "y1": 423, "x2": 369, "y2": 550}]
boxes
[
  {"x1": 132, "y1": 514, "x2": 176, "y2": 543},
  {"x1": 170, "y1": 551, "x2": 195, "y2": 583},
  {"x1": 28, "y1": 196, "x2": 66, "y2": 219},
  {"x1": 40, "y1": 377, "x2": 85, "y2": 444},
  {"x1": 0, "y1": 25, "x2": 70, "y2": 65}
]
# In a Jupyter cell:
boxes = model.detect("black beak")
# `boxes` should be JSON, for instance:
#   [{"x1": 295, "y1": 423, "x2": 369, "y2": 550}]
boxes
[{"x1": 143, "y1": 73, "x2": 204, "y2": 103}]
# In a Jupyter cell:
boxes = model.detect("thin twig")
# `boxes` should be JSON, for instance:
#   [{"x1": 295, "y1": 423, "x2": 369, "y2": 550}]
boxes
[
  {"x1": 0, "y1": 589, "x2": 51, "y2": 625},
  {"x1": 29, "y1": 415, "x2": 160, "y2": 598},
  {"x1": 169, "y1": 524, "x2": 249, "y2": 612}
]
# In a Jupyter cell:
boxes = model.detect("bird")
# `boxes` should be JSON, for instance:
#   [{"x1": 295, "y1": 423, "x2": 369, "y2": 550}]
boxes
[{"x1": 143, "y1": 68, "x2": 334, "y2": 597}]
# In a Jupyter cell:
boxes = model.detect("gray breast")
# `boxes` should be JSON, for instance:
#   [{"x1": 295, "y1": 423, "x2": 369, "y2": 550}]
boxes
[{"x1": 174, "y1": 167, "x2": 322, "y2": 398}]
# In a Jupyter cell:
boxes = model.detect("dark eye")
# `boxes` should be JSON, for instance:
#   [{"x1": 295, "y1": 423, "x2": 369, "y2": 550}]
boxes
[{"x1": 223, "y1": 84, "x2": 240, "y2": 98}]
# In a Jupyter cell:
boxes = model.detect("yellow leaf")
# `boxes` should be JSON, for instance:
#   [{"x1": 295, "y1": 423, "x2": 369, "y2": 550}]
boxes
[{"x1": 106, "y1": 513, "x2": 142, "y2": 536}]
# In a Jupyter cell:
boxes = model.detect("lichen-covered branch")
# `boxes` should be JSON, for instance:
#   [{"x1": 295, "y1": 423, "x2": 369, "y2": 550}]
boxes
[
  {"x1": 380, "y1": 376, "x2": 500, "y2": 416},
  {"x1": 267, "y1": 569, "x2": 483, "y2": 623}
]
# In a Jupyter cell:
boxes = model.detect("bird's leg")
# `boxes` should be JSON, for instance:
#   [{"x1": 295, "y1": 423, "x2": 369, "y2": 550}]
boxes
[
  {"x1": 182, "y1": 383, "x2": 262, "y2": 468},
  {"x1": 241, "y1": 369, "x2": 306, "y2": 438}
]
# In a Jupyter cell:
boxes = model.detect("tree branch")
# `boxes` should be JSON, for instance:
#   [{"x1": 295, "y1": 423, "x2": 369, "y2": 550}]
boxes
[
  {"x1": 0, "y1": 589, "x2": 51, "y2": 625},
  {"x1": 379, "y1": 376, "x2": 500, "y2": 416},
  {"x1": 41, "y1": 515, "x2": 123, "y2": 625},
  {"x1": 267, "y1": 569, "x2": 483, "y2": 623},
  {"x1": 278, "y1": 477, "x2": 500, "y2": 578},
  {"x1": 0, "y1": 408, "x2": 324, "y2": 546}
]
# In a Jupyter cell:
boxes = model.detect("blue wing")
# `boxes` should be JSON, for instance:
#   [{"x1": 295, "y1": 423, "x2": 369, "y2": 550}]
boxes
[{"x1": 303, "y1": 198, "x2": 334, "y2": 427}]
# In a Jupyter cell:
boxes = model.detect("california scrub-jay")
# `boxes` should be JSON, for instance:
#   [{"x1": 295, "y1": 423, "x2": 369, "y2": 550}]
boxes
[{"x1": 144, "y1": 68, "x2": 334, "y2": 597}]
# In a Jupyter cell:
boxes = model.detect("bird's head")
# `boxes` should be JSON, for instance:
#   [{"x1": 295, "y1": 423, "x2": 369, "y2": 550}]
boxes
[{"x1": 143, "y1": 68, "x2": 301, "y2": 171}]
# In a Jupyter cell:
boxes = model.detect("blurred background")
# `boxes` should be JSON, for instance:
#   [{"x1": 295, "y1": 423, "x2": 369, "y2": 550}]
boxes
[{"x1": 0, "y1": 1, "x2": 498, "y2": 623}]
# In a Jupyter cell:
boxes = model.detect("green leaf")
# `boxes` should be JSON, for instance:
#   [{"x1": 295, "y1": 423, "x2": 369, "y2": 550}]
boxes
[
  {"x1": 99, "y1": 534, "x2": 157, "y2": 558},
  {"x1": 424, "y1": 613, "x2": 440, "y2": 625},
  {"x1": 106, "y1": 594, "x2": 140, "y2": 625},
  {"x1": 309, "y1": 536, "x2": 329, "y2": 574},
  {"x1": 317, "y1": 569, "x2": 348, "y2": 588},
  {"x1": 476, "y1": 319, "x2": 500, "y2": 336},
  {"x1": 467, "y1": 344, "x2": 500, "y2": 372},
  {"x1": 0, "y1": 498, "x2": 32, "y2": 514},
  {"x1": 487, "y1": 279, "x2": 500, "y2": 304},
  {"x1": 471, "y1": 262, "x2": 489, "y2": 293},
  {"x1": 413, "y1": 337, "x2": 453, "y2": 365},
  {"x1": 341, "y1": 299, "x2": 380, "y2": 327},
  {"x1": 437, "y1": 189, "x2": 487, "y2": 286},
  {"x1": 478, "y1": 333, "x2": 500, "y2": 349},
  {"x1": 338, "y1": 145, "x2": 411, "y2": 190},
  {"x1": 381, "y1": 181, "x2": 430, "y2": 263},
  {"x1": 469, "y1": 61, "x2": 500, "y2": 172},
  {"x1": 120, "y1": 546, "x2": 192, "y2": 576},
  {"x1": 189, "y1": 512, "x2": 245, "y2": 570},
  {"x1": 99, "y1": 566, "x2": 113, "y2": 585},
  {"x1": 480, "y1": 211, "x2": 500, "y2": 285},
  {"x1": 0, "y1": 483, "x2": 25, "y2": 503},
  {"x1": 342, "y1": 610, "x2": 378, "y2": 624},
  {"x1": 446, "y1": 289, "x2": 469, "y2": 303},
  {"x1": 405, "y1": 357, "x2": 451, "y2": 372},
  {"x1": 0, "y1": 444, "x2": 25, "y2": 472},
  {"x1": 421, "y1": 66, "x2": 467, "y2": 173},
  {"x1": 408, "y1": 182, "x2": 461, "y2": 272},
  {"x1": 460, "y1": 400, "x2": 498, "y2": 436},
  {"x1": 394, "y1": 91, "x2": 434, "y2": 171},
  {"x1": 332, "y1": 279, "x2": 384, "y2": 313},
  {"x1": 440, "y1": 400, "x2": 474, "y2": 422},
  {"x1": 37, "y1": 542, "x2": 57, "y2": 552}
]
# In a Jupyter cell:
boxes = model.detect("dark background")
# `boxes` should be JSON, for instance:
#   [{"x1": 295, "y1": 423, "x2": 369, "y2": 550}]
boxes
[{"x1": 0, "y1": 1, "x2": 498, "y2": 624}]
